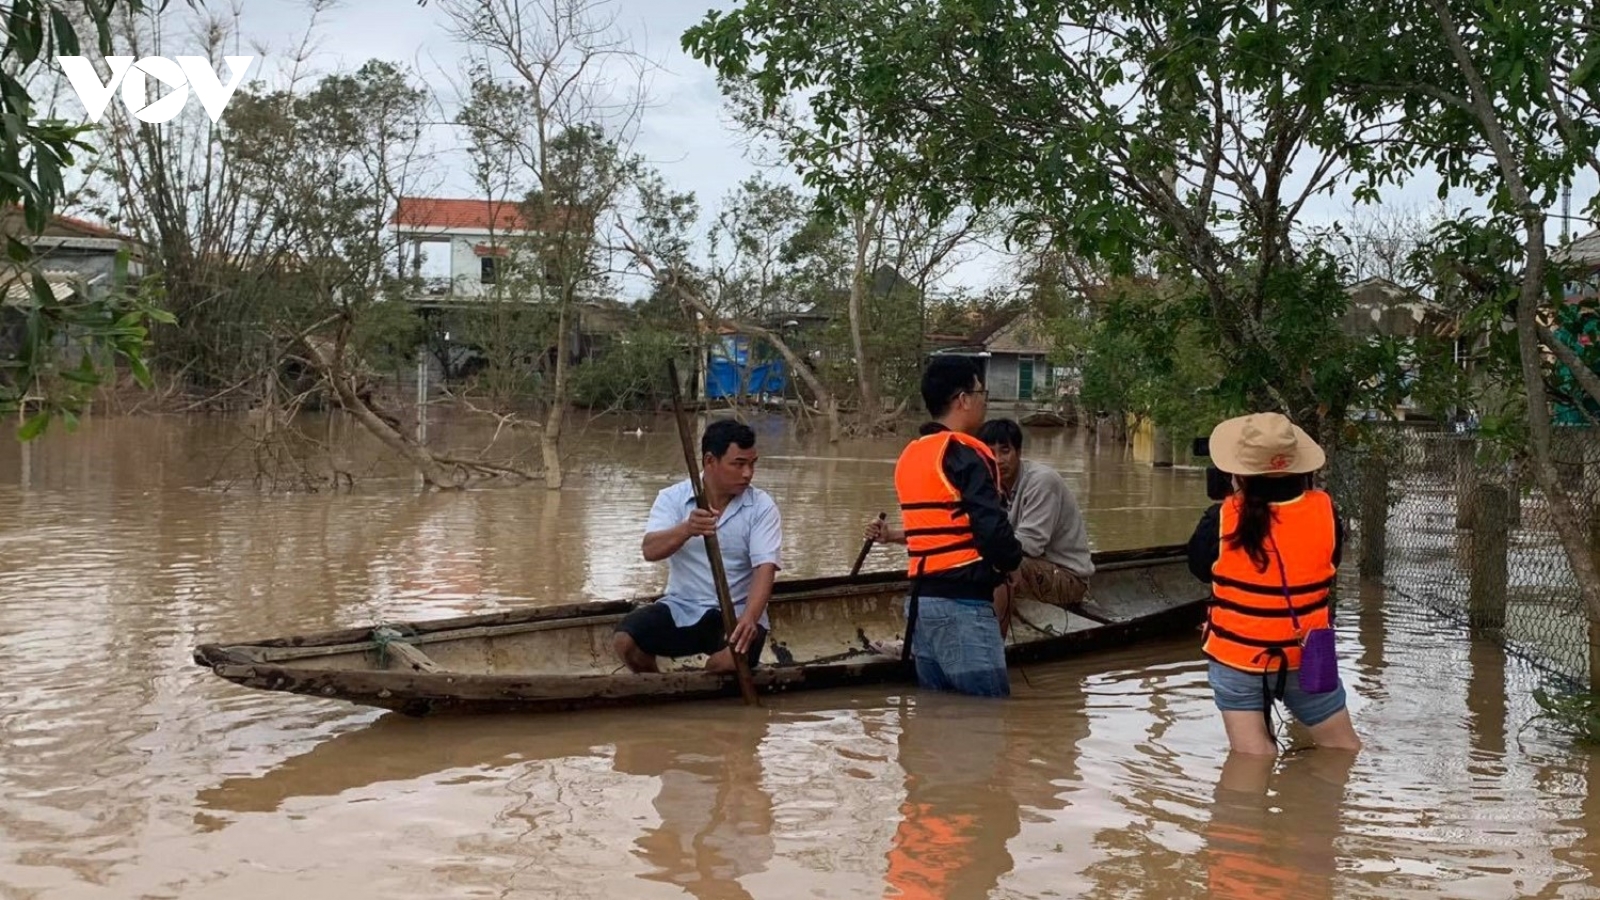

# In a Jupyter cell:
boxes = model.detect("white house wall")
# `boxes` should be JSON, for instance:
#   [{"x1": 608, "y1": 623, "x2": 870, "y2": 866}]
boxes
[
  {"x1": 450, "y1": 239, "x2": 491, "y2": 297},
  {"x1": 398, "y1": 226, "x2": 545, "y2": 300},
  {"x1": 988, "y1": 355, "x2": 1020, "y2": 401}
]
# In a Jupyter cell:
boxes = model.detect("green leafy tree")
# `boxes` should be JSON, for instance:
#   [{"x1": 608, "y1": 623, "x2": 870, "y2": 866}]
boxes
[
  {"x1": 214, "y1": 61, "x2": 520, "y2": 488},
  {"x1": 1, "y1": 0, "x2": 178, "y2": 439},
  {"x1": 621, "y1": 169, "x2": 848, "y2": 440},
  {"x1": 1306, "y1": 0, "x2": 1600, "y2": 620},
  {"x1": 683, "y1": 0, "x2": 1395, "y2": 446}
]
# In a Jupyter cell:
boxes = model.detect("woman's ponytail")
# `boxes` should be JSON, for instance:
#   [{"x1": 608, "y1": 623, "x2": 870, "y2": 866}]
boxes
[{"x1": 1224, "y1": 477, "x2": 1276, "y2": 572}]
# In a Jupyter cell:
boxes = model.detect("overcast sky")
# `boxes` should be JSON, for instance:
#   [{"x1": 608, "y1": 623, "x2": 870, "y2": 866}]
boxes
[{"x1": 118, "y1": 0, "x2": 1600, "y2": 295}]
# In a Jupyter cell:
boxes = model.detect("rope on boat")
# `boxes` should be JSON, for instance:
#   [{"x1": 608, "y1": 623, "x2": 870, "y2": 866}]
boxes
[
  {"x1": 370, "y1": 623, "x2": 418, "y2": 665},
  {"x1": 1013, "y1": 609, "x2": 1060, "y2": 637}
]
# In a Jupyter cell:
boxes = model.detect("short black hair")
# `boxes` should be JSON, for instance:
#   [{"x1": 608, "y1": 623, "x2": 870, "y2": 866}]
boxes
[
  {"x1": 702, "y1": 420, "x2": 756, "y2": 458},
  {"x1": 978, "y1": 418, "x2": 1022, "y2": 451},
  {"x1": 921, "y1": 355, "x2": 984, "y2": 418}
]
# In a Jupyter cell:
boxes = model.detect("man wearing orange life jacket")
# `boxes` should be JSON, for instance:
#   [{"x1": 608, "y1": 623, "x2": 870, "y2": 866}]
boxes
[
  {"x1": 1185, "y1": 413, "x2": 1362, "y2": 755},
  {"x1": 866, "y1": 355, "x2": 1024, "y2": 697}
]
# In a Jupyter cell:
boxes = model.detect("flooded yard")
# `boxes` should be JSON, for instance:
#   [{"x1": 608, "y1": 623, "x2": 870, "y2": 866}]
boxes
[{"x1": 2, "y1": 415, "x2": 1597, "y2": 898}]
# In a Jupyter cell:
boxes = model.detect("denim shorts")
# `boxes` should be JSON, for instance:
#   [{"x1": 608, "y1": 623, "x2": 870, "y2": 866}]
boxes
[
  {"x1": 904, "y1": 596, "x2": 1009, "y2": 698},
  {"x1": 1208, "y1": 660, "x2": 1347, "y2": 727}
]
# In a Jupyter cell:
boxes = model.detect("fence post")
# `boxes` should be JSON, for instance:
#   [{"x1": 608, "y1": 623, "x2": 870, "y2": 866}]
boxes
[
  {"x1": 1468, "y1": 482, "x2": 1509, "y2": 631},
  {"x1": 1590, "y1": 514, "x2": 1600, "y2": 692},
  {"x1": 1507, "y1": 465, "x2": 1523, "y2": 530},
  {"x1": 1455, "y1": 439, "x2": 1477, "y2": 530},
  {"x1": 1359, "y1": 456, "x2": 1388, "y2": 579},
  {"x1": 415, "y1": 356, "x2": 428, "y2": 445}
]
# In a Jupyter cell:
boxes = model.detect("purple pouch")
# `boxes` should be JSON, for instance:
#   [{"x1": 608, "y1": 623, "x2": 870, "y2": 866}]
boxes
[{"x1": 1298, "y1": 627, "x2": 1338, "y2": 694}]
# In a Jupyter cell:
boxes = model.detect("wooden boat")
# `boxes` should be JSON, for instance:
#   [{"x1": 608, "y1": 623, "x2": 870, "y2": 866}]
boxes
[
  {"x1": 192, "y1": 543, "x2": 1205, "y2": 716},
  {"x1": 1019, "y1": 410, "x2": 1070, "y2": 427}
]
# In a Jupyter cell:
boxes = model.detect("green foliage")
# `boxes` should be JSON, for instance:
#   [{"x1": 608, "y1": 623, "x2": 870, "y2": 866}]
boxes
[
  {"x1": 219, "y1": 61, "x2": 430, "y2": 375},
  {"x1": 1, "y1": 0, "x2": 186, "y2": 438},
  {"x1": 708, "y1": 175, "x2": 810, "y2": 322},
  {"x1": 1, "y1": 251, "x2": 175, "y2": 438},
  {"x1": 351, "y1": 301, "x2": 425, "y2": 374},
  {"x1": 1300, "y1": 0, "x2": 1600, "y2": 443},
  {"x1": 1054, "y1": 248, "x2": 1445, "y2": 442},
  {"x1": 804, "y1": 258, "x2": 923, "y2": 404},
  {"x1": 1549, "y1": 294, "x2": 1600, "y2": 424},
  {"x1": 1409, "y1": 211, "x2": 1591, "y2": 443},
  {"x1": 457, "y1": 62, "x2": 645, "y2": 411},
  {"x1": 680, "y1": 0, "x2": 1405, "y2": 433},
  {"x1": 567, "y1": 329, "x2": 685, "y2": 411},
  {"x1": 1059, "y1": 278, "x2": 1228, "y2": 437},
  {"x1": 1532, "y1": 685, "x2": 1600, "y2": 745},
  {"x1": 1308, "y1": 0, "x2": 1599, "y2": 221}
]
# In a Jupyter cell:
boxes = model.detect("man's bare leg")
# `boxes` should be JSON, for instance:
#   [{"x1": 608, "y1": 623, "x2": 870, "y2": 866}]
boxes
[
  {"x1": 613, "y1": 632, "x2": 660, "y2": 673},
  {"x1": 992, "y1": 583, "x2": 1014, "y2": 638}
]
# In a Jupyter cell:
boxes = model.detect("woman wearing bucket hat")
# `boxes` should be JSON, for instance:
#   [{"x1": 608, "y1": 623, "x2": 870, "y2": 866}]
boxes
[{"x1": 1185, "y1": 413, "x2": 1361, "y2": 755}]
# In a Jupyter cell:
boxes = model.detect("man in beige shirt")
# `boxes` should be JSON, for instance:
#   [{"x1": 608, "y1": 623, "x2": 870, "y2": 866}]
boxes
[
  {"x1": 977, "y1": 418, "x2": 1093, "y2": 629},
  {"x1": 862, "y1": 417, "x2": 1093, "y2": 633}
]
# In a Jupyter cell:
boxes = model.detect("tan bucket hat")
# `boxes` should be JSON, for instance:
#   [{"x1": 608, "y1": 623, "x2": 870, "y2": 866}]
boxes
[{"x1": 1208, "y1": 412, "x2": 1325, "y2": 476}]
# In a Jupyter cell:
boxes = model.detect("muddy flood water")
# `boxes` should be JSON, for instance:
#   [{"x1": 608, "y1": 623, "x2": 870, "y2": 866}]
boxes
[{"x1": 3, "y1": 413, "x2": 1600, "y2": 899}]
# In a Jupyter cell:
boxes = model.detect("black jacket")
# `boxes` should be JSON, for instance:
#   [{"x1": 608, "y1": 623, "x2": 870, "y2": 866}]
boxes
[{"x1": 909, "y1": 422, "x2": 1024, "y2": 600}]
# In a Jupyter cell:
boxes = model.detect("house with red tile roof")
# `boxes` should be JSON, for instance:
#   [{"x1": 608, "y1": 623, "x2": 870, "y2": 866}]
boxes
[{"x1": 390, "y1": 196, "x2": 587, "y2": 300}]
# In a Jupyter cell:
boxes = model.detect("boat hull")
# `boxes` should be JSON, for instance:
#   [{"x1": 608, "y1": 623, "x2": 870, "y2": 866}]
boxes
[{"x1": 194, "y1": 544, "x2": 1206, "y2": 715}]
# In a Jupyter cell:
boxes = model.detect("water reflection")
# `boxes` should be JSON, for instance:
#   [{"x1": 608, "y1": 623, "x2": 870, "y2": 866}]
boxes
[
  {"x1": 881, "y1": 697, "x2": 1021, "y2": 899},
  {"x1": 616, "y1": 712, "x2": 774, "y2": 900},
  {"x1": 1203, "y1": 749, "x2": 1355, "y2": 899}
]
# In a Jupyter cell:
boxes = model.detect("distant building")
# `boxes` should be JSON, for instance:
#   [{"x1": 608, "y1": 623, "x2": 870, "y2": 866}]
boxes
[
  {"x1": 389, "y1": 196, "x2": 586, "y2": 302},
  {"x1": 1340, "y1": 276, "x2": 1475, "y2": 421},
  {"x1": 1559, "y1": 228, "x2": 1600, "y2": 302},
  {"x1": 0, "y1": 205, "x2": 146, "y2": 290},
  {"x1": 927, "y1": 308, "x2": 1060, "y2": 407},
  {"x1": 1, "y1": 207, "x2": 148, "y2": 360}
]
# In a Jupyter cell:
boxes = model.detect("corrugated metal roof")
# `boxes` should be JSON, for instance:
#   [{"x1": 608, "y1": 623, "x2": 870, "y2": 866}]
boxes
[
  {"x1": 1, "y1": 270, "x2": 81, "y2": 306},
  {"x1": 1563, "y1": 228, "x2": 1600, "y2": 267}
]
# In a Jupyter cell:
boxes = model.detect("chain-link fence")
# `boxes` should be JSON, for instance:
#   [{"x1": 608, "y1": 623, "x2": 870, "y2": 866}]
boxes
[{"x1": 1329, "y1": 423, "x2": 1600, "y2": 689}]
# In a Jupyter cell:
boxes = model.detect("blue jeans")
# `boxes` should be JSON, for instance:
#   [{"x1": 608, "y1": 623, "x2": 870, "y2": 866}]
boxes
[
  {"x1": 1208, "y1": 660, "x2": 1348, "y2": 727},
  {"x1": 904, "y1": 596, "x2": 1010, "y2": 697}
]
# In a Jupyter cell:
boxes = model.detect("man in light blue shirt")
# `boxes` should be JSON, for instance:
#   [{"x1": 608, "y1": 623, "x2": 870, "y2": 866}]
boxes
[{"x1": 613, "y1": 420, "x2": 783, "y2": 673}]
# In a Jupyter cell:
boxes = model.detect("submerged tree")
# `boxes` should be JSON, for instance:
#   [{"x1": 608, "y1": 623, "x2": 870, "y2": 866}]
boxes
[
  {"x1": 218, "y1": 61, "x2": 526, "y2": 488},
  {"x1": 434, "y1": 0, "x2": 654, "y2": 489}
]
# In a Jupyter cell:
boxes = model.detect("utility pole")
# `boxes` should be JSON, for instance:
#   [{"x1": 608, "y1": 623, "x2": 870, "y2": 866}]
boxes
[{"x1": 1563, "y1": 181, "x2": 1573, "y2": 243}]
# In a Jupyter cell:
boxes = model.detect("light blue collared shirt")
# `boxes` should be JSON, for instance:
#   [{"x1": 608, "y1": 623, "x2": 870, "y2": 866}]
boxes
[{"x1": 645, "y1": 478, "x2": 783, "y2": 628}]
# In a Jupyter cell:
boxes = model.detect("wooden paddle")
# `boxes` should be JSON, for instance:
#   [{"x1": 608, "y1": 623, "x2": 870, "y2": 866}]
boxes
[
  {"x1": 850, "y1": 512, "x2": 887, "y2": 576},
  {"x1": 664, "y1": 358, "x2": 760, "y2": 706}
]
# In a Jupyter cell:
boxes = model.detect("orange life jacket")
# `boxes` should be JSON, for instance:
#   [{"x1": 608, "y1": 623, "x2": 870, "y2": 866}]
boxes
[
  {"x1": 1202, "y1": 489, "x2": 1337, "y2": 673},
  {"x1": 893, "y1": 430, "x2": 1000, "y2": 578}
]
